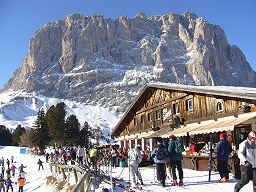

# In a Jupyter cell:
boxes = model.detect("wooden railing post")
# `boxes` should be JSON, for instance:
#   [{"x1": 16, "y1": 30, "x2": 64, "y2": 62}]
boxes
[
  {"x1": 61, "y1": 168, "x2": 67, "y2": 180},
  {"x1": 74, "y1": 169, "x2": 78, "y2": 183}
]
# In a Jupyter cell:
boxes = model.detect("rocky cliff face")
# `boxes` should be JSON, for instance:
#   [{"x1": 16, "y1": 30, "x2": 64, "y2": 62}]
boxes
[{"x1": 3, "y1": 12, "x2": 256, "y2": 112}]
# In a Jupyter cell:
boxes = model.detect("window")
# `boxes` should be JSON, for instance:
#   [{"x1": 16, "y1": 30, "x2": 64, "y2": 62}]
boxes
[
  {"x1": 156, "y1": 110, "x2": 161, "y2": 120},
  {"x1": 141, "y1": 115, "x2": 145, "y2": 124},
  {"x1": 217, "y1": 102, "x2": 224, "y2": 112},
  {"x1": 173, "y1": 103, "x2": 180, "y2": 114},
  {"x1": 134, "y1": 116, "x2": 138, "y2": 126},
  {"x1": 147, "y1": 112, "x2": 152, "y2": 122},
  {"x1": 186, "y1": 99, "x2": 193, "y2": 111}
]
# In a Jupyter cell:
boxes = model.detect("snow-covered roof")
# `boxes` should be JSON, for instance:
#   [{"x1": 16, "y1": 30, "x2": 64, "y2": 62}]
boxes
[{"x1": 111, "y1": 83, "x2": 256, "y2": 136}]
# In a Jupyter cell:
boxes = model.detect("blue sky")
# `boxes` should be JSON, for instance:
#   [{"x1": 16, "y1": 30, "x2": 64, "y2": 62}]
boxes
[{"x1": 0, "y1": 0, "x2": 255, "y2": 89}]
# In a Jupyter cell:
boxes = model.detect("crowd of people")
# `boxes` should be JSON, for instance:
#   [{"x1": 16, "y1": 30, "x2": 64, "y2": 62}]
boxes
[
  {"x1": 0, "y1": 130, "x2": 255, "y2": 191},
  {"x1": 0, "y1": 157, "x2": 27, "y2": 192}
]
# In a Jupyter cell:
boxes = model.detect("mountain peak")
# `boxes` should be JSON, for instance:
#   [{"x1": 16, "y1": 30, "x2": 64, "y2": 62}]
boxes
[{"x1": 3, "y1": 12, "x2": 256, "y2": 113}]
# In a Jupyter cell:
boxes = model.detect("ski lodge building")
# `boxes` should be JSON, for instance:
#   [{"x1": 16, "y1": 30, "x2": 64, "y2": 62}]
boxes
[{"x1": 111, "y1": 83, "x2": 256, "y2": 152}]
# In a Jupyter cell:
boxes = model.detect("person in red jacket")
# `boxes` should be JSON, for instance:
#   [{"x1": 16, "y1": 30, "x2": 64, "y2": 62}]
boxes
[
  {"x1": 189, "y1": 143, "x2": 197, "y2": 153},
  {"x1": 10, "y1": 164, "x2": 16, "y2": 177}
]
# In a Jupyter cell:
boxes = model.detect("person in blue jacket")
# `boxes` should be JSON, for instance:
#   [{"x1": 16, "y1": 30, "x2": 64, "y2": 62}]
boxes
[
  {"x1": 151, "y1": 137, "x2": 168, "y2": 187},
  {"x1": 217, "y1": 133, "x2": 232, "y2": 182},
  {"x1": 168, "y1": 134, "x2": 184, "y2": 186}
]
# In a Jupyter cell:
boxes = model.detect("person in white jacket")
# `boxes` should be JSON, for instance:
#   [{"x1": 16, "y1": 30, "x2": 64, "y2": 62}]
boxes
[
  {"x1": 128, "y1": 145, "x2": 143, "y2": 187},
  {"x1": 235, "y1": 131, "x2": 256, "y2": 192}
]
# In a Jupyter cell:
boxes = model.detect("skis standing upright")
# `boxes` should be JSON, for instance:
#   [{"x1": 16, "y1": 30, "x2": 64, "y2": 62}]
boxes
[{"x1": 208, "y1": 134, "x2": 213, "y2": 182}]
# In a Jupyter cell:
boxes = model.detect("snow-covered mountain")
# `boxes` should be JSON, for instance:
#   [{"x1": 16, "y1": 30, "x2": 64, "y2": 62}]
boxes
[
  {"x1": 1, "y1": 12, "x2": 256, "y2": 130},
  {"x1": 0, "y1": 90, "x2": 119, "y2": 133},
  {"x1": 2, "y1": 12, "x2": 256, "y2": 114}
]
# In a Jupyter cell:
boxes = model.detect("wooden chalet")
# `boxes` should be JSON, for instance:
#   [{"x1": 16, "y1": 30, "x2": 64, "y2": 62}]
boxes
[{"x1": 111, "y1": 83, "x2": 256, "y2": 152}]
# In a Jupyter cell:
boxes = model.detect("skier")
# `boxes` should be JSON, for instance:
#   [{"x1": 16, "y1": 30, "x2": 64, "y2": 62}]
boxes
[
  {"x1": 168, "y1": 134, "x2": 185, "y2": 186},
  {"x1": 10, "y1": 156, "x2": 14, "y2": 164},
  {"x1": 216, "y1": 133, "x2": 232, "y2": 182},
  {"x1": 18, "y1": 164, "x2": 27, "y2": 176},
  {"x1": 0, "y1": 157, "x2": 4, "y2": 166},
  {"x1": 6, "y1": 159, "x2": 10, "y2": 169},
  {"x1": 0, "y1": 165, "x2": 4, "y2": 177},
  {"x1": 128, "y1": 145, "x2": 143, "y2": 188},
  {"x1": 5, "y1": 177, "x2": 13, "y2": 192},
  {"x1": 10, "y1": 164, "x2": 16, "y2": 177},
  {"x1": 235, "y1": 131, "x2": 256, "y2": 192},
  {"x1": 0, "y1": 174, "x2": 5, "y2": 192},
  {"x1": 17, "y1": 175, "x2": 26, "y2": 192},
  {"x1": 151, "y1": 137, "x2": 168, "y2": 187},
  {"x1": 37, "y1": 159, "x2": 44, "y2": 171}
]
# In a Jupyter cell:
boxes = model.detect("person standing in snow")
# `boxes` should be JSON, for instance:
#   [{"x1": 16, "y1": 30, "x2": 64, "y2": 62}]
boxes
[
  {"x1": 37, "y1": 159, "x2": 44, "y2": 171},
  {"x1": 89, "y1": 146, "x2": 97, "y2": 169},
  {"x1": 0, "y1": 174, "x2": 5, "y2": 192},
  {"x1": 216, "y1": 133, "x2": 232, "y2": 182},
  {"x1": 18, "y1": 164, "x2": 26, "y2": 175},
  {"x1": 0, "y1": 157, "x2": 4, "y2": 166},
  {"x1": 6, "y1": 159, "x2": 10, "y2": 169},
  {"x1": 128, "y1": 145, "x2": 143, "y2": 188},
  {"x1": 77, "y1": 146, "x2": 85, "y2": 165},
  {"x1": 110, "y1": 147, "x2": 117, "y2": 168},
  {"x1": 17, "y1": 175, "x2": 26, "y2": 192},
  {"x1": 151, "y1": 137, "x2": 168, "y2": 187},
  {"x1": 168, "y1": 134, "x2": 185, "y2": 186},
  {"x1": 235, "y1": 131, "x2": 256, "y2": 192},
  {"x1": 0, "y1": 165, "x2": 5, "y2": 177},
  {"x1": 5, "y1": 177, "x2": 13, "y2": 192},
  {"x1": 10, "y1": 156, "x2": 14, "y2": 164},
  {"x1": 10, "y1": 164, "x2": 16, "y2": 177}
]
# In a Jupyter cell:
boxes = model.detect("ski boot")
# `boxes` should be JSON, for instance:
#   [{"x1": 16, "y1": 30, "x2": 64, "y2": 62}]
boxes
[
  {"x1": 178, "y1": 179, "x2": 183, "y2": 186},
  {"x1": 173, "y1": 179, "x2": 177, "y2": 186}
]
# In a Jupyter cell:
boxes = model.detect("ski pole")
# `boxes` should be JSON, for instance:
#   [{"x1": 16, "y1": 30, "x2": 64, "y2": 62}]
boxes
[
  {"x1": 110, "y1": 159, "x2": 114, "y2": 192},
  {"x1": 118, "y1": 166, "x2": 125, "y2": 178},
  {"x1": 153, "y1": 163, "x2": 156, "y2": 184}
]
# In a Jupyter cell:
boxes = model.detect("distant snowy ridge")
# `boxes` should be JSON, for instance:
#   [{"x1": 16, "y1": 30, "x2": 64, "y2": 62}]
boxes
[{"x1": 0, "y1": 90, "x2": 119, "y2": 134}]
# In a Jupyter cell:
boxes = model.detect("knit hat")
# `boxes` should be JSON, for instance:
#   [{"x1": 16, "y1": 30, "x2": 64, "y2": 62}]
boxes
[
  {"x1": 157, "y1": 137, "x2": 163, "y2": 144},
  {"x1": 219, "y1": 133, "x2": 225, "y2": 139},
  {"x1": 248, "y1": 131, "x2": 256, "y2": 141},
  {"x1": 169, "y1": 134, "x2": 176, "y2": 139}
]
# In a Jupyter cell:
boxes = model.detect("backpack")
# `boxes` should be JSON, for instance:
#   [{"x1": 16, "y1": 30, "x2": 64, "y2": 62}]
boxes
[
  {"x1": 174, "y1": 141, "x2": 185, "y2": 154},
  {"x1": 130, "y1": 149, "x2": 142, "y2": 163},
  {"x1": 156, "y1": 145, "x2": 166, "y2": 161}
]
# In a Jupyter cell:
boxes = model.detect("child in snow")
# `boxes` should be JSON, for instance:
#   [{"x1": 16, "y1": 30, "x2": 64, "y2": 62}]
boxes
[
  {"x1": 6, "y1": 168, "x2": 11, "y2": 179},
  {"x1": 17, "y1": 176, "x2": 26, "y2": 192},
  {"x1": 5, "y1": 177, "x2": 13, "y2": 192},
  {"x1": 0, "y1": 174, "x2": 5, "y2": 192},
  {"x1": 37, "y1": 159, "x2": 44, "y2": 171},
  {"x1": 10, "y1": 164, "x2": 16, "y2": 177}
]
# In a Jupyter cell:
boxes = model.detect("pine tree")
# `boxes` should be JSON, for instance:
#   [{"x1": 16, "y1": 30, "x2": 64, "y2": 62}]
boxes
[
  {"x1": 33, "y1": 109, "x2": 50, "y2": 149},
  {"x1": 46, "y1": 102, "x2": 66, "y2": 146},
  {"x1": 12, "y1": 124, "x2": 25, "y2": 146},
  {"x1": 79, "y1": 121, "x2": 92, "y2": 149},
  {"x1": 64, "y1": 114, "x2": 80, "y2": 146},
  {"x1": 0, "y1": 125, "x2": 12, "y2": 145}
]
